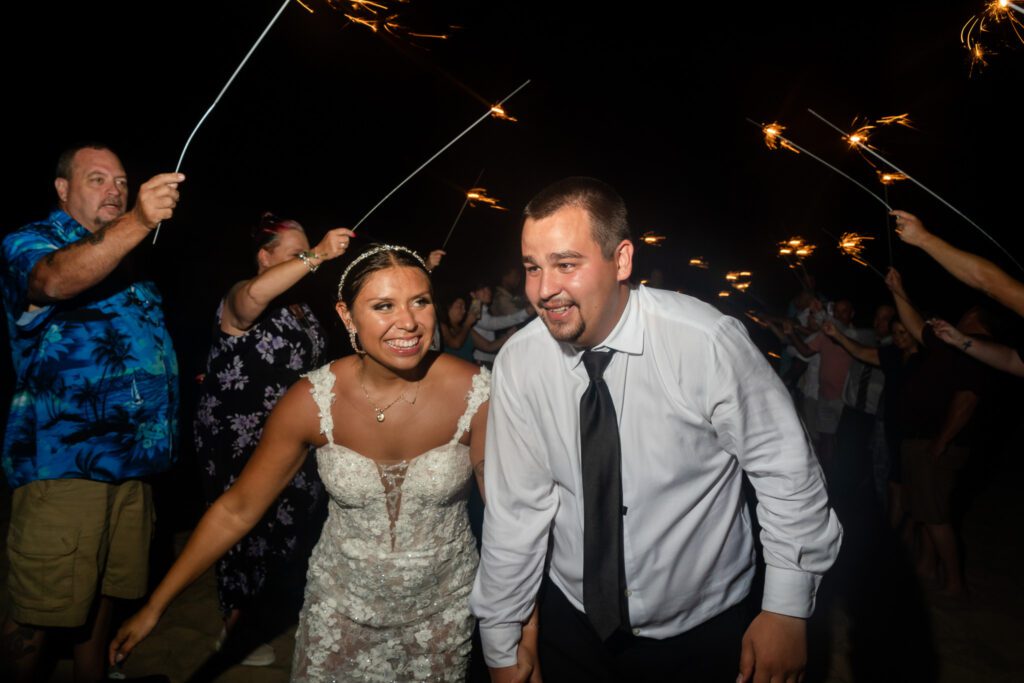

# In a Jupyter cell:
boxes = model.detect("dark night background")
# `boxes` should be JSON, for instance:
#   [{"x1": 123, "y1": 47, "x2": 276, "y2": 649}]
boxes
[
  {"x1": 2, "y1": 2, "x2": 1023, "y2": 678},
  {"x1": 3, "y1": 1, "x2": 1023, "y2": 463}
]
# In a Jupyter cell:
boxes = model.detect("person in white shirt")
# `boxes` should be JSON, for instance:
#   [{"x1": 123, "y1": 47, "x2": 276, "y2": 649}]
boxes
[
  {"x1": 469, "y1": 283, "x2": 532, "y2": 366},
  {"x1": 470, "y1": 177, "x2": 842, "y2": 683}
]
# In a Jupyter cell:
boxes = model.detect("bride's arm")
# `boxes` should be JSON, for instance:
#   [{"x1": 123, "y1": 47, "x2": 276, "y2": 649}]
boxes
[
  {"x1": 470, "y1": 400, "x2": 489, "y2": 504},
  {"x1": 109, "y1": 379, "x2": 323, "y2": 664}
]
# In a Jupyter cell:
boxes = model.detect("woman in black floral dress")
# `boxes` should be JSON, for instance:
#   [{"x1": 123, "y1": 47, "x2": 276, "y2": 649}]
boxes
[{"x1": 193, "y1": 214, "x2": 354, "y2": 665}]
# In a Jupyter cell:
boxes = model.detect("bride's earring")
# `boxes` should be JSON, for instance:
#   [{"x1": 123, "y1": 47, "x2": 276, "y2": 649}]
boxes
[{"x1": 348, "y1": 327, "x2": 366, "y2": 355}]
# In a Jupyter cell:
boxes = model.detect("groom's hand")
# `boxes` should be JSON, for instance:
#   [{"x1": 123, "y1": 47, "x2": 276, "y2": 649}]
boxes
[{"x1": 489, "y1": 642, "x2": 542, "y2": 683}]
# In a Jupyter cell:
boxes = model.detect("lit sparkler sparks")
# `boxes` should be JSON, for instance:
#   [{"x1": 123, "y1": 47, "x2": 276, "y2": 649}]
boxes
[
  {"x1": 837, "y1": 231, "x2": 888, "y2": 281},
  {"x1": 762, "y1": 123, "x2": 800, "y2": 154},
  {"x1": 807, "y1": 108, "x2": 1024, "y2": 272},
  {"x1": 353, "y1": 80, "x2": 531, "y2": 232},
  {"x1": 489, "y1": 105, "x2": 518, "y2": 122},
  {"x1": 745, "y1": 310, "x2": 770, "y2": 328},
  {"x1": 845, "y1": 122, "x2": 876, "y2": 150},
  {"x1": 718, "y1": 291, "x2": 732, "y2": 298},
  {"x1": 877, "y1": 171, "x2": 908, "y2": 185},
  {"x1": 778, "y1": 237, "x2": 816, "y2": 260},
  {"x1": 688, "y1": 257, "x2": 710, "y2": 269},
  {"x1": 876, "y1": 113, "x2": 914, "y2": 129},
  {"x1": 838, "y1": 232, "x2": 874, "y2": 268},
  {"x1": 777, "y1": 237, "x2": 815, "y2": 290},
  {"x1": 641, "y1": 231, "x2": 667, "y2": 246},
  {"x1": 466, "y1": 187, "x2": 508, "y2": 210},
  {"x1": 962, "y1": 1, "x2": 1024, "y2": 73},
  {"x1": 327, "y1": 0, "x2": 454, "y2": 43},
  {"x1": 725, "y1": 270, "x2": 753, "y2": 292},
  {"x1": 749, "y1": 118, "x2": 890, "y2": 210}
]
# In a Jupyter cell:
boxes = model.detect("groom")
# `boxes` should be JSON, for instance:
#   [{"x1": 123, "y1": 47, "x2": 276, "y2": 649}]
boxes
[{"x1": 471, "y1": 177, "x2": 841, "y2": 682}]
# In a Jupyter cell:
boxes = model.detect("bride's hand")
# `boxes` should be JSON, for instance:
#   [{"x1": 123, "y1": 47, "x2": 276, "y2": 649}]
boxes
[{"x1": 108, "y1": 603, "x2": 162, "y2": 666}]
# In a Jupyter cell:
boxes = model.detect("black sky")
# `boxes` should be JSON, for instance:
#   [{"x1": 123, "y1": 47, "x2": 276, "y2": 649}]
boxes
[{"x1": 3, "y1": 0, "x2": 1022, "y2": 374}]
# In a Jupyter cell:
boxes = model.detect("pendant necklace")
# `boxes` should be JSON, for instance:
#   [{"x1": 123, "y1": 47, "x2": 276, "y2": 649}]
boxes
[{"x1": 359, "y1": 367, "x2": 420, "y2": 423}]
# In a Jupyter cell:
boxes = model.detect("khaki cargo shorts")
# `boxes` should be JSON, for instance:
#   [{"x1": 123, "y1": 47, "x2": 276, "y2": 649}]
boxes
[{"x1": 6, "y1": 478, "x2": 154, "y2": 628}]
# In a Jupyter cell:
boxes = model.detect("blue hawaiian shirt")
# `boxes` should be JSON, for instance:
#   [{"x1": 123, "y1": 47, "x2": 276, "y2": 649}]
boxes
[{"x1": 1, "y1": 210, "x2": 178, "y2": 488}]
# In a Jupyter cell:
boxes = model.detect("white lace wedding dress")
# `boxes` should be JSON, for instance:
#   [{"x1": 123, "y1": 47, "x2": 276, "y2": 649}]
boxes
[{"x1": 292, "y1": 363, "x2": 489, "y2": 682}]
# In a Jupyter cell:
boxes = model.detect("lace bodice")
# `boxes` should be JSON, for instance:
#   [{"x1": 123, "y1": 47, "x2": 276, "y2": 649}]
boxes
[{"x1": 293, "y1": 363, "x2": 490, "y2": 682}]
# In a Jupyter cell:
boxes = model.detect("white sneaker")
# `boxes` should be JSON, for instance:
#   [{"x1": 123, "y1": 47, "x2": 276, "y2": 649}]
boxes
[{"x1": 240, "y1": 643, "x2": 275, "y2": 667}]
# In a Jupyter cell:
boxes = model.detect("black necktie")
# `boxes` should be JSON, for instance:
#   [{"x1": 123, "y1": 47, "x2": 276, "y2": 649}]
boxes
[{"x1": 580, "y1": 350, "x2": 630, "y2": 640}]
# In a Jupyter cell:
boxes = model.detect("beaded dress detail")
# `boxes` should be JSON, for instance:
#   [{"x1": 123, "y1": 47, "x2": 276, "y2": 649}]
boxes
[{"x1": 293, "y1": 363, "x2": 490, "y2": 682}]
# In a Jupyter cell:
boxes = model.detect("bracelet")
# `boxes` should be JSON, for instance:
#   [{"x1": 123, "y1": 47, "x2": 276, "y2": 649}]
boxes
[
  {"x1": 961, "y1": 339, "x2": 973, "y2": 352},
  {"x1": 296, "y1": 251, "x2": 321, "y2": 273}
]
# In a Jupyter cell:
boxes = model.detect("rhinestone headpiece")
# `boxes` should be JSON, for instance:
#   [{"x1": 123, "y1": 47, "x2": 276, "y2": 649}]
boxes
[{"x1": 337, "y1": 244, "x2": 427, "y2": 301}]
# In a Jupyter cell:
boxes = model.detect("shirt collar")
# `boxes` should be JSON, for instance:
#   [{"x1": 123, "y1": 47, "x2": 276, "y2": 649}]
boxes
[{"x1": 563, "y1": 286, "x2": 645, "y2": 368}]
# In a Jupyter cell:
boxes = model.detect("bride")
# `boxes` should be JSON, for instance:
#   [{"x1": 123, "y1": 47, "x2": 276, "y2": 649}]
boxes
[{"x1": 110, "y1": 244, "x2": 535, "y2": 681}]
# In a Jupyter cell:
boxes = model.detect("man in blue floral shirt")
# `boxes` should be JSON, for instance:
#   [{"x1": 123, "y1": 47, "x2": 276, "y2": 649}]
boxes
[{"x1": 0, "y1": 143, "x2": 184, "y2": 682}]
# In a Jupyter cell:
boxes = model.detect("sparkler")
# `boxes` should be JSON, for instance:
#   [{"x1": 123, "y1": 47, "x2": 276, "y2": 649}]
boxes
[
  {"x1": 489, "y1": 105, "x2": 518, "y2": 122},
  {"x1": 688, "y1": 257, "x2": 710, "y2": 269},
  {"x1": 807, "y1": 108, "x2": 1023, "y2": 272},
  {"x1": 877, "y1": 170, "x2": 907, "y2": 266},
  {"x1": 327, "y1": 0, "x2": 454, "y2": 43},
  {"x1": 353, "y1": 79, "x2": 531, "y2": 231},
  {"x1": 749, "y1": 119, "x2": 890, "y2": 210},
  {"x1": 962, "y1": 1, "x2": 1024, "y2": 73},
  {"x1": 876, "y1": 113, "x2": 915, "y2": 129},
  {"x1": 777, "y1": 237, "x2": 816, "y2": 289},
  {"x1": 762, "y1": 123, "x2": 801, "y2": 154},
  {"x1": 877, "y1": 171, "x2": 908, "y2": 185},
  {"x1": 466, "y1": 187, "x2": 508, "y2": 210},
  {"x1": 745, "y1": 310, "x2": 769, "y2": 328},
  {"x1": 440, "y1": 168, "x2": 484, "y2": 250},
  {"x1": 640, "y1": 231, "x2": 667, "y2": 246},
  {"x1": 154, "y1": 0, "x2": 294, "y2": 243},
  {"x1": 837, "y1": 232, "x2": 881, "y2": 272}
]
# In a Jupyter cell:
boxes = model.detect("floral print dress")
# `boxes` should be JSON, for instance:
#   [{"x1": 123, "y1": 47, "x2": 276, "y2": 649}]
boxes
[{"x1": 194, "y1": 301, "x2": 327, "y2": 616}]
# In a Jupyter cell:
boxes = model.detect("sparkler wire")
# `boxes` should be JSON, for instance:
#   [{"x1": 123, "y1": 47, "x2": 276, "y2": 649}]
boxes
[
  {"x1": 154, "y1": 0, "x2": 293, "y2": 243},
  {"x1": 747, "y1": 119, "x2": 891, "y2": 211},
  {"x1": 807, "y1": 108, "x2": 1023, "y2": 273},
  {"x1": 441, "y1": 168, "x2": 485, "y2": 249},
  {"x1": 883, "y1": 183, "x2": 893, "y2": 267},
  {"x1": 353, "y1": 80, "x2": 531, "y2": 231}
]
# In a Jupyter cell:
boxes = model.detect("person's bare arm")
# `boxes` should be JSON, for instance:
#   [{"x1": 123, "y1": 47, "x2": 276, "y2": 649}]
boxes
[
  {"x1": 28, "y1": 173, "x2": 183, "y2": 304},
  {"x1": 893, "y1": 210, "x2": 1024, "y2": 317},
  {"x1": 886, "y1": 268, "x2": 926, "y2": 344},
  {"x1": 441, "y1": 309, "x2": 481, "y2": 350},
  {"x1": 822, "y1": 321, "x2": 881, "y2": 366},
  {"x1": 930, "y1": 319, "x2": 1024, "y2": 378},
  {"x1": 425, "y1": 249, "x2": 446, "y2": 273},
  {"x1": 223, "y1": 228, "x2": 353, "y2": 333},
  {"x1": 109, "y1": 379, "x2": 319, "y2": 664}
]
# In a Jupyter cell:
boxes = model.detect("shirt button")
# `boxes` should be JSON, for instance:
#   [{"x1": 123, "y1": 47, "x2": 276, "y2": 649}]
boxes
[
  {"x1": 624, "y1": 589, "x2": 632, "y2": 597},
  {"x1": 632, "y1": 627, "x2": 641, "y2": 636}
]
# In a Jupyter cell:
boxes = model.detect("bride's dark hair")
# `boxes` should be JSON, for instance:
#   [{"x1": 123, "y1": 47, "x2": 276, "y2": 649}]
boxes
[{"x1": 337, "y1": 245, "x2": 430, "y2": 305}]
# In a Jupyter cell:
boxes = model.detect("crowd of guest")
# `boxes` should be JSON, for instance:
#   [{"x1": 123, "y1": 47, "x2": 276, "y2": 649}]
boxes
[{"x1": 0, "y1": 143, "x2": 1020, "y2": 682}]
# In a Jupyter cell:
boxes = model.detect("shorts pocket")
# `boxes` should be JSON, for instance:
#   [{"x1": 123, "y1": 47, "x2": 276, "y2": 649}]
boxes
[{"x1": 7, "y1": 521, "x2": 79, "y2": 612}]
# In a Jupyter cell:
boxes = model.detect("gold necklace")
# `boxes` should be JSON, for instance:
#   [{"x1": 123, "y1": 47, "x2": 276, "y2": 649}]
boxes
[{"x1": 359, "y1": 367, "x2": 420, "y2": 423}]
